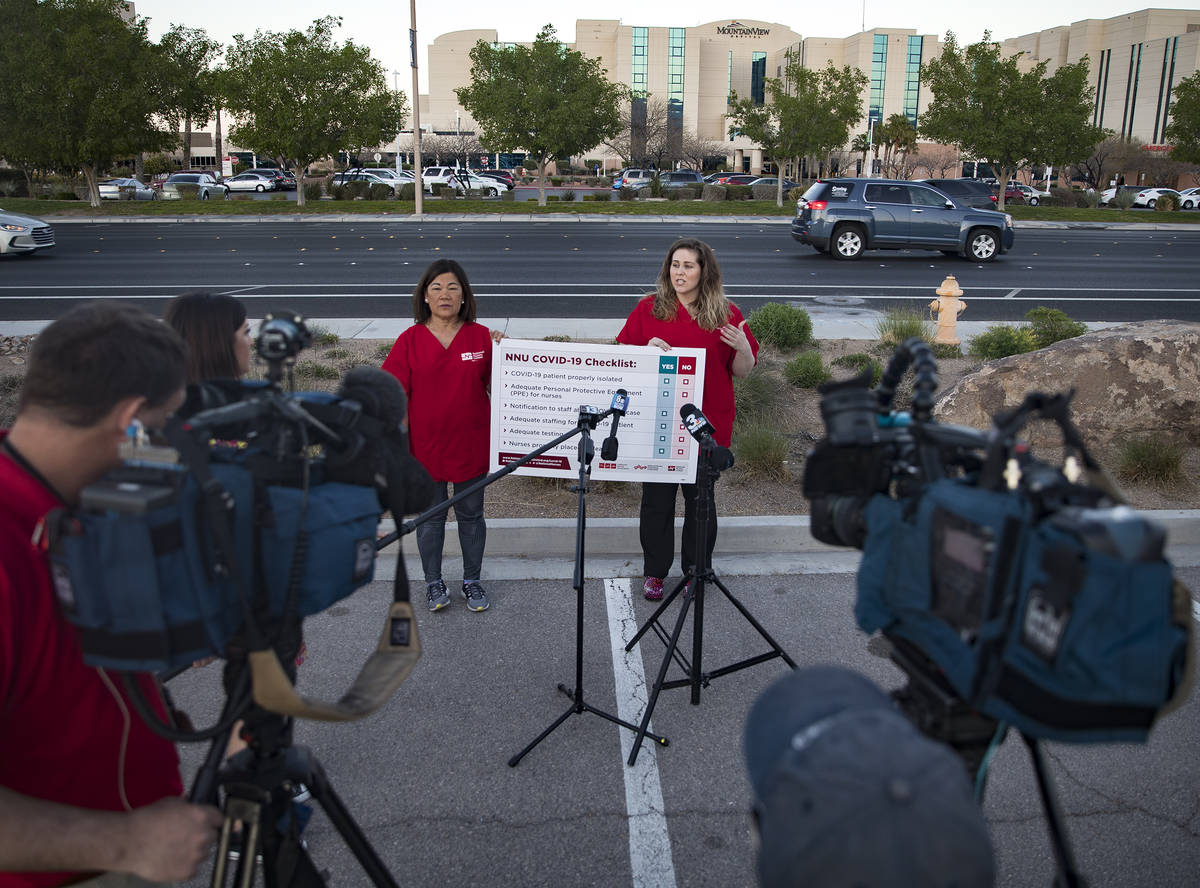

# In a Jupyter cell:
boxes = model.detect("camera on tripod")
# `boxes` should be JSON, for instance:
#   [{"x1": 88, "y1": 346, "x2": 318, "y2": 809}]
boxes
[
  {"x1": 802, "y1": 337, "x2": 1192, "y2": 745},
  {"x1": 46, "y1": 312, "x2": 430, "y2": 717}
]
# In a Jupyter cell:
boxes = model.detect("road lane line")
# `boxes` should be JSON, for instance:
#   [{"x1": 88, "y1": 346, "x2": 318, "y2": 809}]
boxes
[
  {"x1": 1193, "y1": 598, "x2": 1200, "y2": 623},
  {"x1": 1005, "y1": 288, "x2": 1021, "y2": 298},
  {"x1": 604, "y1": 577, "x2": 677, "y2": 888}
]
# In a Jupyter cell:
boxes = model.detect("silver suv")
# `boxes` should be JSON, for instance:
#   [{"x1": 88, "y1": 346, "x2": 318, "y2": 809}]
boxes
[{"x1": 791, "y1": 178, "x2": 1015, "y2": 262}]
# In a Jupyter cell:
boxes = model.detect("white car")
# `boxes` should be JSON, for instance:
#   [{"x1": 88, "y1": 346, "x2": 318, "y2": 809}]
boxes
[
  {"x1": 160, "y1": 172, "x2": 228, "y2": 200},
  {"x1": 443, "y1": 171, "x2": 502, "y2": 196},
  {"x1": 224, "y1": 172, "x2": 278, "y2": 192},
  {"x1": 1178, "y1": 187, "x2": 1200, "y2": 209},
  {"x1": 0, "y1": 207, "x2": 55, "y2": 256},
  {"x1": 98, "y1": 177, "x2": 158, "y2": 200},
  {"x1": 1098, "y1": 185, "x2": 1146, "y2": 206},
  {"x1": 1131, "y1": 187, "x2": 1181, "y2": 208},
  {"x1": 330, "y1": 171, "x2": 399, "y2": 193}
]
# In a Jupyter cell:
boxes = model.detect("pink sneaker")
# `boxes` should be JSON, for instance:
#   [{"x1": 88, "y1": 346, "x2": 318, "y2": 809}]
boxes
[{"x1": 643, "y1": 577, "x2": 664, "y2": 601}]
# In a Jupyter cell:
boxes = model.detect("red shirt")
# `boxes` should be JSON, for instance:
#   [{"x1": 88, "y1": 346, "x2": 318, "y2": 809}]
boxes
[
  {"x1": 0, "y1": 432, "x2": 184, "y2": 888},
  {"x1": 617, "y1": 297, "x2": 759, "y2": 447},
  {"x1": 381, "y1": 323, "x2": 493, "y2": 483}
]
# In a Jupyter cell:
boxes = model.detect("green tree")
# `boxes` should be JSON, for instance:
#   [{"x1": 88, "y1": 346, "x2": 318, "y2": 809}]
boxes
[
  {"x1": 456, "y1": 25, "x2": 628, "y2": 207},
  {"x1": 878, "y1": 113, "x2": 918, "y2": 178},
  {"x1": 728, "y1": 53, "x2": 866, "y2": 206},
  {"x1": 920, "y1": 32, "x2": 1102, "y2": 209},
  {"x1": 223, "y1": 16, "x2": 406, "y2": 208},
  {"x1": 0, "y1": 0, "x2": 175, "y2": 206},
  {"x1": 159, "y1": 25, "x2": 222, "y2": 174},
  {"x1": 1164, "y1": 71, "x2": 1200, "y2": 164}
]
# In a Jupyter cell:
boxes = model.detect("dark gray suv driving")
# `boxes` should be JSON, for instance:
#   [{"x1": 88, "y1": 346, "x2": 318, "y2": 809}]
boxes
[{"x1": 791, "y1": 178, "x2": 1015, "y2": 262}]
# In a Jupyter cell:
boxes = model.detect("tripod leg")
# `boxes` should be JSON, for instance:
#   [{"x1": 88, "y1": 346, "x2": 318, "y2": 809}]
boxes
[
  {"x1": 629, "y1": 591, "x2": 693, "y2": 766},
  {"x1": 624, "y1": 576, "x2": 689, "y2": 652},
  {"x1": 1023, "y1": 735, "x2": 1087, "y2": 888},
  {"x1": 508, "y1": 703, "x2": 577, "y2": 767},
  {"x1": 708, "y1": 572, "x2": 797, "y2": 668},
  {"x1": 302, "y1": 753, "x2": 400, "y2": 888}
]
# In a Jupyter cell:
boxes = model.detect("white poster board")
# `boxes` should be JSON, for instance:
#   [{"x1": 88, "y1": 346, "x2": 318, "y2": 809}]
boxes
[{"x1": 490, "y1": 339, "x2": 706, "y2": 483}]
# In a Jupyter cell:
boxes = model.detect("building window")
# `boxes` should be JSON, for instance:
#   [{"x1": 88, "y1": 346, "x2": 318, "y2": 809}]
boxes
[
  {"x1": 751, "y1": 51, "x2": 767, "y2": 105},
  {"x1": 668, "y1": 28, "x2": 685, "y2": 150},
  {"x1": 632, "y1": 27, "x2": 648, "y2": 95},
  {"x1": 870, "y1": 33, "x2": 888, "y2": 125},
  {"x1": 903, "y1": 36, "x2": 922, "y2": 126},
  {"x1": 727, "y1": 50, "x2": 733, "y2": 106}
]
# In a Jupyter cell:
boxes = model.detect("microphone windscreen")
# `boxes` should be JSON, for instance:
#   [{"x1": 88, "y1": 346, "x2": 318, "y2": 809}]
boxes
[
  {"x1": 601, "y1": 438, "x2": 618, "y2": 461},
  {"x1": 338, "y1": 367, "x2": 408, "y2": 432}
]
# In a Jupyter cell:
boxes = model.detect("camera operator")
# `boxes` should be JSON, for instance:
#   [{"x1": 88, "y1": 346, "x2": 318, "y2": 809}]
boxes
[
  {"x1": 0, "y1": 303, "x2": 222, "y2": 887},
  {"x1": 744, "y1": 666, "x2": 995, "y2": 888},
  {"x1": 616, "y1": 239, "x2": 758, "y2": 600}
]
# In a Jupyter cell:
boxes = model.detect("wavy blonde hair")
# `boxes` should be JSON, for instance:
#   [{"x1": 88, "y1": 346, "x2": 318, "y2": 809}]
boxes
[{"x1": 652, "y1": 238, "x2": 731, "y2": 331}]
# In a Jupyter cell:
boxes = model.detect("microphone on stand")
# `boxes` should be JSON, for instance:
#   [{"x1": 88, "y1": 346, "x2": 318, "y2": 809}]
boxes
[
  {"x1": 679, "y1": 403, "x2": 734, "y2": 471},
  {"x1": 600, "y1": 389, "x2": 629, "y2": 461}
]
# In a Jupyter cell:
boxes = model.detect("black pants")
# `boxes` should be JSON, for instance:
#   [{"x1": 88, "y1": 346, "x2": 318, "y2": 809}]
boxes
[{"x1": 639, "y1": 481, "x2": 718, "y2": 579}]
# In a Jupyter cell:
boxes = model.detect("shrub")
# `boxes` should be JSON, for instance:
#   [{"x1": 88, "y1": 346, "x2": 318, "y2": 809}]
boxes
[
  {"x1": 725, "y1": 185, "x2": 751, "y2": 200},
  {"x1": 701, "y1": 184, "x2": 727, "y2": 201},
  {"x1": 347, "y1": 180, "x2": 370, "y2": 199},
  {"x1": 875, "y1": 308, "x2": 932, "y2": 349},
  {"x1": 733, "y1": 366, "x2": 786, "y2": 417},
  {"x1": 787, "y1": 186, "x2": 805, "y2": 201},
  {"x1": 832, "y1": 353, "x2": 882, "y2": 386},
  {"x1": 172, "y1": 184, "x2": 200, "y2": 200},
  {"x1": 732, "y1": 426, "x2": 790, "y2": 479},
  {"x1": 618, "y1": 186, "x2": 634, "y2": 201},
  {"x1": 53, "y1": 190, "x2": 78, "y2": 200},
  {"x1": 543, "y1": 334, "x2": 571, "y2": 342},
  {"x1": 294, "y1": 361, "x2": 340, "y2": 381},
  {"x1": 270, "y1": 193, "x2": 287, "y2": 201},
  {"x1": 331, "y1": 185, "x2": 348, "y2": 200},
  {"x1": 397, "y1": 183, "x2": 416, "y2": 200},
  {"x1": 561, "y1": 189, "x2": 576, "y2": 202},
  {"x1": 303, "y1": 182, "x2": 323, "y2": 201},
  {"x1": 1117, "y1": 435, "x2": 1184, "y2": 486},
  {"x1": 967, "y1": 324, "x2": 1037, "y2": 359},
  {"x1": 1025, "y1": 306, "x2": 1088, "y2": 348},
  {"x1": 930, "y1": 343, "x2": 964, "y2": 360},
  {"x1": 368, "y1": 183, "x2": 392, "y2": 200},
  {"x1": 751, "y1": 184, "x2": 777, "y2": 201},
  {"x1": 305, "y1": 324, "x2": 340, "y2": 346},
  {"x1": 546, "y1": 195, "x2": 560, "y2": 201},
  {"x1": 143, "y1": 154, "x2": 175, "y2": 178},
  {"x1": 0, "y1": 373, "x2": 22, "y2": 428},
  {"x1": 746, "y1": 302, "x2": 813, "y2": 350},
  {"x1": 666, "y1": 189, "x2": 681, "y2": 201},
  {"x1": 374, "y1": 342, "x2": 393, "y2": 359},
  {"x1": 324, "y1": 347, "x2": 351, "y2": 359},
  {"x1": 647, "y1": 177, "x2": 666, "y2": 198},
  {"x1": 1113, "y1": 189, "x2": 1137, "y2": 209},
  {"x1": 550, "y1": 177, "x2": 563, "y2": 186},
  {"x1": 783, "y1": 351, "x2": 830, "y2": 388},
  {"x1": 1080, "y1": 189, "x2": 1100, "y2": 208},
  {"x1": 675, "y1": 187, "x2": 697, "y2": 200},
  {"x1": 1154, "y1": 192, "x2": 1180, "y2": 211}
]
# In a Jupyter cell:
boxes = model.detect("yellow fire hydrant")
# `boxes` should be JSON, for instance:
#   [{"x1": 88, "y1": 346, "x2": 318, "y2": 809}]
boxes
[{"x1": 929, "y1": 275, "x2": 966, "y2": 345}]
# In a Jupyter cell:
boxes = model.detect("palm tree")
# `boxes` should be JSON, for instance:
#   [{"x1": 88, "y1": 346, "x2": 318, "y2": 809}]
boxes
[{"x1": 851, "y1": 132, "x2": 871, "y2": 176}]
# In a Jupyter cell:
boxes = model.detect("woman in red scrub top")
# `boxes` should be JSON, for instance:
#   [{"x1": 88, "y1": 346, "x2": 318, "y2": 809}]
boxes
[{"x1": 382, "y1": 260, "x2": 497, "y2": 613}]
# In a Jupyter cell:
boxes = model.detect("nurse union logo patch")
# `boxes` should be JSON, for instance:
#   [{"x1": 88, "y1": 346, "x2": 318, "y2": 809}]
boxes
[{"x1": 460, "y1": 350, "x2": 486, "y2": 362}]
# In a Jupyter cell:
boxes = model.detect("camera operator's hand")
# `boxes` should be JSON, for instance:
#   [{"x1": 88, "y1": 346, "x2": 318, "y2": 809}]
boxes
[{"x1": 119, "y1": 797, "x2": 223, "y2": 881}]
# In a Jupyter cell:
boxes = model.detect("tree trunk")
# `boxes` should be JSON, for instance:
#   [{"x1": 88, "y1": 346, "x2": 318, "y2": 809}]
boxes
[
  {"x1": 294, "y1": 158, "x2": 305, "y2": 208},
  {"x1": 81, "y1": 163, "x2": 101, "y2": 208},
  {"x1": 214, "y1": 104, "x2": 224, "y2": 180},
  {"x1": 22, "y1": 169, "x2": 33, "y2": 199},
  {"x1": 537, "y1": 158, "x2": 548, "y2": 207},
  {"x1": 134, "y1": 153, "x2": 144, "y2": 182},
  {"x1": 183, "y1": 116, "x2": 193, "y2": 170}
]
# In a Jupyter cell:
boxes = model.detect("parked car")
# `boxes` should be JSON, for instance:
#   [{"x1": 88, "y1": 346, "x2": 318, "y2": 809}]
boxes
[
  {"x1": 422, "y1": 167, "x2": 466, "y2": 189},
  {"x1": 611, "y1": 168, "x2": 655, "y2": 190},
  {"x1": 712, "y1": 173, "x2": 759, "y2": 186},
  {"x1": 635, "y1": 169, "x2": 705, "y2": 193},
  {"x1": 917, "y1": 178, "x2": 998, "y2": 209},
  {"x1": 160, "y1": 172, "x2": 227, "y2": 200},
  {"x1": 1002, "y1": 183, "x2": 1043, "y2": 206},
  {"x1": 246, "y1": 168, "x2": 295, "y2": 190},
  {"x1": 0, "y1": 207, "x2": 55, "y2": 256},
  {"x1": 331, "y1": 170, "x2": 400, "y2": 193},
  {"x1": 748, "y1": 177, "x2": 802, "y2": 193},
  {"x1": 1098, "y1": 185, "x2": 1147, "y2": 206},
  {"x1": 353, "y1": 167, "x2": 408, "y2": 183},
  {"x1": 97, "y1": 177, "x2": 158, "y2": 200},
  {"x1": 791, "y1": 178, "x2": 1014, "y2": 262},
  {"x1": 1131, "y1": 187, "x2": 1181, "y2": 208},
  {"x1": 225, "y1": 172, "x2": 278, "y2": 192},
  {"x1": 442, "y1": 171, "x2": 503, "y2": 196},
  {"x1": 1179, "y1": 187, "x2": 1200, "y2": 209},
  {"x1": 476, "y1": 169, "x2": 515, "y2": 189}
]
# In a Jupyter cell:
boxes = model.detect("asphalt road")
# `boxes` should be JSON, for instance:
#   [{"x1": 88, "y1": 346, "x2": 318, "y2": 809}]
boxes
[
  {"x1": 166, "y1": 564, "x2": 1200, "y2": 888},
  {"x1": 2, "y1": 221, "x2": 1199, "y2": 324}
]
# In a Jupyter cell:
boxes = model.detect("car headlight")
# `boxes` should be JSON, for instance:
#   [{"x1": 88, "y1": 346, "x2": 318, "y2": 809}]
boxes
[
  {"x1": 1004, "y1": 214, "x2": 1013, "y2": 227},
  {"x1": 1, "y1": 223, "x2": 29, "y2": 232}
]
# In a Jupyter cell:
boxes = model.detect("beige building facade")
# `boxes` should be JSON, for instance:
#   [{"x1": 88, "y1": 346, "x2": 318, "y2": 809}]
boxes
[{"x1": 419, "y1": 9, "x2": 1200, "y2": 174}]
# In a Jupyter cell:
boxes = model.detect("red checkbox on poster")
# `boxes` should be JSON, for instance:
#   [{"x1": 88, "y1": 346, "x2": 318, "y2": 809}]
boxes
[
  {"x1": 676, "y1": 448, "x2": 685, "y2": 456},
  {"x1": 680, "y1": 391, "x2": 690, "y2": 399}
]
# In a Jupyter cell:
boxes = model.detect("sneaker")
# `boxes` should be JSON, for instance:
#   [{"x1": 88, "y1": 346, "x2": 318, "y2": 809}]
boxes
[
  {"x1": 461, "y1": 580, "x2": 490, "y2": 612},
  {"x1": 426, "y1": 579, "x2": 450, "y2": 612},
  {"x1": 643, "y1": 577, "x2": 664, "y2": 601}
]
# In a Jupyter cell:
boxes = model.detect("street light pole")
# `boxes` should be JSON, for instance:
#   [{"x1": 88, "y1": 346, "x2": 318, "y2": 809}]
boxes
[
  {"x1": 392, "y1": 70, "x2": 402, "y2": 175},
  {"x1": 410, "y1": 0, "x2": 423, "y2": 215}
]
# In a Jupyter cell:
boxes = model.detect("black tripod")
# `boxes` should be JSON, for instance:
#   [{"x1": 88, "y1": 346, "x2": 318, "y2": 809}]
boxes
[
  {"x1": 508, "y1": 406, "x2": 668, "y2": 766},
  {"x1": 188, "y1": 662, "x2": 399, "y2": 888},
  {"x1": 624, "y1": 436, "x2": 795, "y2": 765}
]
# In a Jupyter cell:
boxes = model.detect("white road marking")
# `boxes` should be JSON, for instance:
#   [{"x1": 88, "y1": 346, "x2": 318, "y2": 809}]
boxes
[
  {"x1": 1005, "y1": 288, "x2": 1022, "y2": 299},
  {"x1": 604, "y1": 577, "x2": 677, "y2": 888},
  {"x1": 1193, "y1": 598, "x2": 1200, "y2": 623}
]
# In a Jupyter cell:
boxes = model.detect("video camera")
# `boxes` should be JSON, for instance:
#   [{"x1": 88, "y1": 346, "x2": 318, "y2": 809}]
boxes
[
  {"x1": 803, "y1": 337, "x2": 1192, "y2": 746},
  {"x1": 46, "y1": 312, "x2": 434, "y2": 723}
]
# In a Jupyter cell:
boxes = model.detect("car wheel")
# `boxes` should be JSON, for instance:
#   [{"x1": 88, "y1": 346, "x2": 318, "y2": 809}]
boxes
[
  {"x1": 200, "y1": 191, "x2": 209, "y2": 200},
  {"x1": 1147, "y1": 198, "x2": 1157, "y2": 208},
  {"x1": 831, "y1": 225, "x2": 865, "y2": 260},
  {"x1": 966, "y1": 228, "x2": 999, "y2": 262},
  {"x1": 1029, "y1": 197, "x2": 1039, "y2": 206},
  {"x1": 1186, "y1": 200, "x2": 1197, "y2": 209},
  {"x1": 256, "y1": 184, "x2": 264, "y2": 192},
  {"x1": 151, "y1": 191, "x2": 159, "y2": 201}
]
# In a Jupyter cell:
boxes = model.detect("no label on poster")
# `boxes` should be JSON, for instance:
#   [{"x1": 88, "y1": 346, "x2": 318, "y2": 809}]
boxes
[{"x1": 490, "y1": 339, "x2": 707, "y2": 483}]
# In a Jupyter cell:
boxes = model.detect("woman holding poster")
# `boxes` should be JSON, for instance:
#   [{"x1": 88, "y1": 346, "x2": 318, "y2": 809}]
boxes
[
  {"x1": 382, "y1": 259, "x2": 499, "y2": 614},
  {"x1": 617, "y1": 238, "x2": 759, "y2": 600}
]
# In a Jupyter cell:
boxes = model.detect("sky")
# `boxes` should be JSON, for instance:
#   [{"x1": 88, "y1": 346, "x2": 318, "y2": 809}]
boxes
[{"x1": 131, "y1": 1, "x2": 1200, "y2": 95}]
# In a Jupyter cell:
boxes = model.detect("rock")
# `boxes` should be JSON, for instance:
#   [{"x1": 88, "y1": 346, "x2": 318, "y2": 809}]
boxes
[{"x1": 932, "y1": 320, "x2": 1200, "y2": 450}]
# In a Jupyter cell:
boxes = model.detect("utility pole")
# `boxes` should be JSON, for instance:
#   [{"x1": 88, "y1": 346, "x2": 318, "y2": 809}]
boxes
[
  {"x1": 410, "y1": 0, "x2": 423, "y2": 215},
  {"x1": 392, "y1": 70, "x2": 403, "y2": 175}
]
